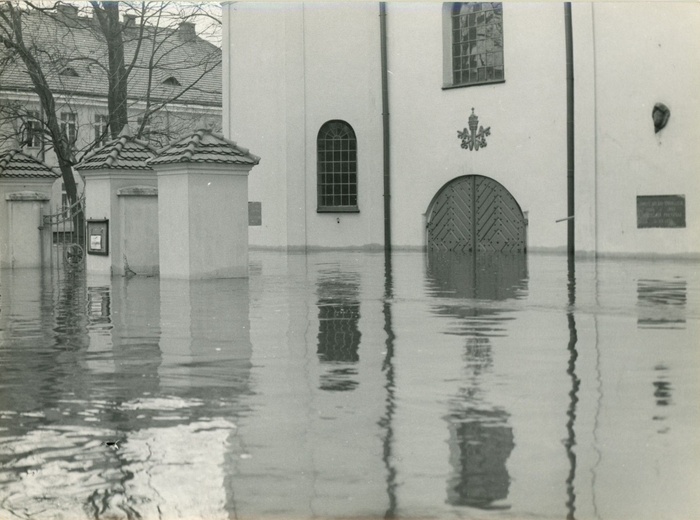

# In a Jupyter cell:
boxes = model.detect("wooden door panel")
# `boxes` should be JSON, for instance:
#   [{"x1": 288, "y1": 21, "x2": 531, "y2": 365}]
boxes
[
  {"x1": 428, "y1": 180, "x2": 475, "y2": 252},
  {"x1": 428, "y1": 176, "x2": 526, "y2": 253}
]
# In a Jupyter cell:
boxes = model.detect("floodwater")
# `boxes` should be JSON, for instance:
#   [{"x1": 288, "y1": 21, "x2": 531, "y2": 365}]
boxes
[{"x1": 0, "y1": 251, "x2": 698, "y2": 520}]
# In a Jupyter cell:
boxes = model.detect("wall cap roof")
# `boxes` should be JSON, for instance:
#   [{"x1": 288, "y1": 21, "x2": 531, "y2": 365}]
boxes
[
  {"x1": 75, "y1": 133, "x2": 157, "y2": 171},
  {"x1": 147, "y1": 129, "x2": 261, "y2": 167},
  {"x1": 0, "y1": 149, "x2": 61, "y2": 179}
]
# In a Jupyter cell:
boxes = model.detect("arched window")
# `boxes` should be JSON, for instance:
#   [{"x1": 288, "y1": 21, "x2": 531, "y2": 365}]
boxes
[{"x1": 317, "y1": 120, "x2": 358, "y2": 212}]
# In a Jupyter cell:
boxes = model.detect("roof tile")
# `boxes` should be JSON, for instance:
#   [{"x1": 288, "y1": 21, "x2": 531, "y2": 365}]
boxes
[
  {"x1": 0, "y1": 149, "x2": 61, "y2": 179},
  {"x1": 75, "y1": 134, "x2": 157, "y2": 171},
  {"x1": 148, "y1": 129, "x2": 261, "y2": 167}
]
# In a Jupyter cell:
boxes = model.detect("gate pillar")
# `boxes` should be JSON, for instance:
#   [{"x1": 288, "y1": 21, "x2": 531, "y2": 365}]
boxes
[
  {"x1": 76, "y1": 132, "x2": 158, "y2": 276},
  {"x1": 149, "y1": 130, "x2": 260, "y2": 279},
  {"x1": 0, "y1": 150, "x2": 60, "y2": 268},
  {"x1": 4, "y1": 192, "x2": 51, "y2": 268}
]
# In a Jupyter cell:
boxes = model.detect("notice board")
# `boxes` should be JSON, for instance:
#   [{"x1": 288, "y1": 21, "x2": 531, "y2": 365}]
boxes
[
  {"x1": 248, "y1": 201, "x2": 262, "y2": 226},
  {"x1": 86, "y1": 219, "x2": 109, "y2": 255},
  {"x1": 636, "y1": 195, "x2": 686, "y2": 228}
]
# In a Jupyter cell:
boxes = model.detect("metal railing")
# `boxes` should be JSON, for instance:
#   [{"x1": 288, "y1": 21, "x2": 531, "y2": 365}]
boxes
[{"x1": 43, "y1": 196, "x2": 85, "y2": 272}]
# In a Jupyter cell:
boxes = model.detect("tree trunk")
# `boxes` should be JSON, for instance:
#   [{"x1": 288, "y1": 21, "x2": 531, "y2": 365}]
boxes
[{"x1": 92, "y1": 2, "x2": 128, "y2": 139}]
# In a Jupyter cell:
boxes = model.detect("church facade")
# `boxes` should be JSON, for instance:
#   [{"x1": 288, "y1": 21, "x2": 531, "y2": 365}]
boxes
[{"x1": 223, "y1": 2, "x2": 699, "y2": 257}]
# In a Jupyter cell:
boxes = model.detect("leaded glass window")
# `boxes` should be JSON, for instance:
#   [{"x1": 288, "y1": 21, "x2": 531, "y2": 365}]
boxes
[
  {"x1": 317, "y1": 120, "x2": 358, "y2": 212},
  {"x1": 451, "y1": 3, "x2": 504, "y2": 86}
]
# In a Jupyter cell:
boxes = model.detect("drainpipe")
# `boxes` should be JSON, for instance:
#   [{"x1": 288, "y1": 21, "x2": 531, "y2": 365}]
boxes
[
  {"x1": 380, "y1": 2, "x2": 391, "y2": 253},
  {"x1": 565, "y1": 2, "x2": 575, "y2": 256},
  {"x1": 39, "y1": 97, "x2": 45, "y2": 163}
]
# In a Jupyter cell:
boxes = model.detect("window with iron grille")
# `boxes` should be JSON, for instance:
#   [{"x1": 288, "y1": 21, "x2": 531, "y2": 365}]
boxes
[
  {"x1": 317, "y1": 120, "x2": 358, "y2": 213},
  {"x1": 447, "y1": 3, "x2": 504, "y2": 88},
  {"x1": 60, "y1": 112, "x2": 77, "y2": 147},
  {"x1": 24, "y1": 111, "x2": 42, "y2": 148},
  {"x1": 94, "y1": 115, "x2": 109, "y2": 148}
]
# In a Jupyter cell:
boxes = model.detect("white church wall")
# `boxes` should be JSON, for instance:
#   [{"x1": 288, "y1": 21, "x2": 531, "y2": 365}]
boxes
[
  {"x1": 224, "y1": 2, "x2": 699, "y2": 257},
  {"x1": 591, "y1": 3, "x2": 700, "y2": 257},
  {"x1": 387, "y1": 3, "x2": 568, "y2": 251}
]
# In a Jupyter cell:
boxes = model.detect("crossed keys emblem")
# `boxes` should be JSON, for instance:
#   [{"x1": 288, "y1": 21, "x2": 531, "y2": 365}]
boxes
[{"x1": 458, "y1": 108, "x2": 490, "y2": 151}]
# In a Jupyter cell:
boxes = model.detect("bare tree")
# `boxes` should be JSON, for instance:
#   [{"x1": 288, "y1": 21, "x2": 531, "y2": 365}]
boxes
[
  {"x1": 0, "y1": 2, "x2": 79, "y2": 203},
  {"x1": 90, "y1": 1, "x2": 130, "y2": 139},
  {"x1": 0, "y1": 0, "x2": 222, "y2": 205}
]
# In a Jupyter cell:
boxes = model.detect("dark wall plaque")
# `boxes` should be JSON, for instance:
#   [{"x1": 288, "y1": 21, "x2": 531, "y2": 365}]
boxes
[
  {"x1": 637, "y1": 195, "x2": 685, "y2": 228},
  {"x1": 248, "y1": 201, "x2": 262, "y2": 226}
]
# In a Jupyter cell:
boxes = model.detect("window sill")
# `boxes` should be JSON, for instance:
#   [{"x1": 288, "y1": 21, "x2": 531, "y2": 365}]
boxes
[
  {"x1": 317, "y1": 207, "x2": 360, "y2": 214},
  {"x1": 442, "y1": 79, "x2": 505, "y2": 90}
]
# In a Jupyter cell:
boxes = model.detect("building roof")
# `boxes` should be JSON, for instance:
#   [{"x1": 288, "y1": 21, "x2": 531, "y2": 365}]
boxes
[
  {"x1": 0, "y1": 149, "x2": 61, "y2": 178},
  {"x1": 147, "y1": 129, "x2": 261, "y2": 166},
  {"x1": 0, "y1": 6, "x2": 221, "y2": 107},
  {"x1": 75, "y1": 132, "x2": 157, "y2": 171}
]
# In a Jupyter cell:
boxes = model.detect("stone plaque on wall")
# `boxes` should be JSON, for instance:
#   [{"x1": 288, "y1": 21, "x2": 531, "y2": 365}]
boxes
[
  {"x1": 248, "y1": 201, "x2": 262, "y2": 226},
  {"x1": 636, "y1": 195, "x2": 685, "y2": 228}
]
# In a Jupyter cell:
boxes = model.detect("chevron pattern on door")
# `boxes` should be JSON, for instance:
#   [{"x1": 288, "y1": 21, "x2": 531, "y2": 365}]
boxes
[
  {"x1": 427, "y1": 177, "x2": 474, "y2": 252},
  {"x1": 427, "y1": 176, "x2": 526, "y2": 253}
]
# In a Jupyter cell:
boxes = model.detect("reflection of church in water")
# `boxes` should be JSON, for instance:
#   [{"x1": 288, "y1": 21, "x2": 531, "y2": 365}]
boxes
[
  {"x1": 316, "y1": 271, "x2": 362, "y2": 392},
  {"x1": 427, "y1": 252, "x2": 528, "y2": 510}
]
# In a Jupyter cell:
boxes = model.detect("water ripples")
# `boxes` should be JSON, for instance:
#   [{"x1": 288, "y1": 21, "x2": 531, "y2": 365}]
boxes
[{"x1": 0, "y1": 252, "x2": 698, "y2": 519}]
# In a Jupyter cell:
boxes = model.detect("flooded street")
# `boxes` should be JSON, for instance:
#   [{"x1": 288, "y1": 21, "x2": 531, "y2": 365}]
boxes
[{"x1": 0, "y1": 251, "x2": 698, "y2": 519}]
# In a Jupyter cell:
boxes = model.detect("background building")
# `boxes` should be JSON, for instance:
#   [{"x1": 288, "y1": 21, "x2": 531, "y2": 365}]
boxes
[
  {"x1": 224, "y1": 2, "x2": 699, "y2": 257},
  {"x1": 0, "y1": 3, "x2": 222, "y2": 210}
]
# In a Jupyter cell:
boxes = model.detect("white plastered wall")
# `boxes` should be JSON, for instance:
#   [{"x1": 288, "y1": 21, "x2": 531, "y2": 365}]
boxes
[{"x1": 589, "y1": 3, "x2": 700, "y2": 257}]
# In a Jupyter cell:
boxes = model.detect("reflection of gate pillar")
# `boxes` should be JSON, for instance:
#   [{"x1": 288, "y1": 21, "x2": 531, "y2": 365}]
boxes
[{"x1": 149, "y1": 130, "x2": 260, "y2": 279}]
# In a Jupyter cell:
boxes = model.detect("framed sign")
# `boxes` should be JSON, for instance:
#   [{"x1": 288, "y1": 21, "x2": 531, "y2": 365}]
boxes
[
  {"x1": 637, "y1": 195, "x2": 686, "y2": 229},
  {"x1": 87, "y1": 219, "x2": 109, "y2": 255},
  {"x1": 248, "y1": 201, "x2": 262, "y2": 226}
]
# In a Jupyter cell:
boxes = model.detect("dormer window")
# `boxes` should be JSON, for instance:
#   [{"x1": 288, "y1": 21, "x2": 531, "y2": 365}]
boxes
[
  {"x1": 59, "y1": 67, "x2": 79, "y2": 77},
  {"x1": 162, "y1": 76, "x2": 181, "y2": 86}
]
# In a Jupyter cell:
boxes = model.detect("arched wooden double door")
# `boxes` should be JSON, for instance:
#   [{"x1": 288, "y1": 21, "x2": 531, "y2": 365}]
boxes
[{"x1": 427, "y1": 175, "x2": 526, "y2": 253}]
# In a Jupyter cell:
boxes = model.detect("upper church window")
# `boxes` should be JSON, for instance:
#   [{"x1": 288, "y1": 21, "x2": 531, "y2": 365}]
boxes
[{"x1": 443, "y1": 3, "x2": 504, "y2": 88}]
